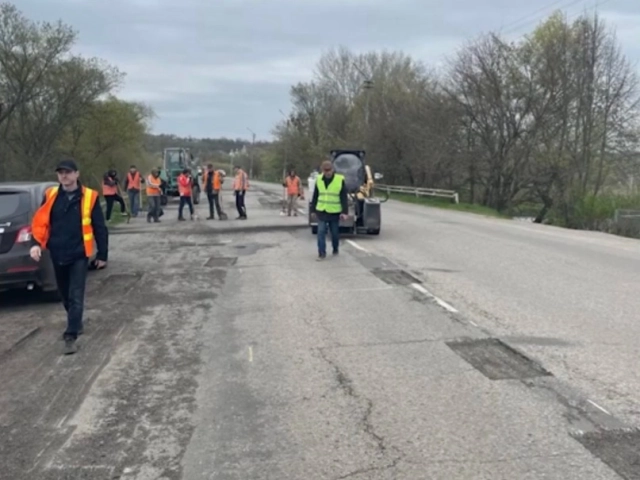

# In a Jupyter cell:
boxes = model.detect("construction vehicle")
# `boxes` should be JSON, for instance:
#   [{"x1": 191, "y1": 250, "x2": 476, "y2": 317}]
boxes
[
  {"x1": 308, "y1": 149, "x2": 387, "y2": 235},
  {"x1": 161, "y1": 147, "x2": 201, "y2": 205}
]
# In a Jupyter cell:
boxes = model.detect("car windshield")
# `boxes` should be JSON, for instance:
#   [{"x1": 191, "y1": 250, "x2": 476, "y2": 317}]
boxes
[
  {"x1": 0, "y1": 192, "x2": 29, "y2": 220},
  {"x1": 164, "y1": 150, "x2": 185, "y2": 170}
]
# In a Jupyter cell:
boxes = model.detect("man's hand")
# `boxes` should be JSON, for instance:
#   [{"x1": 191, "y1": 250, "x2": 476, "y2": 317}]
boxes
[
  {"x1": 30, "y1": 246, "x2": 42, "y2": 262},
  {"x1": 340, "y1": 214, "x2": 348, "y2": 221},
  {"x1": 95, "y1": 260, "x2": 107, "y2": 269}
]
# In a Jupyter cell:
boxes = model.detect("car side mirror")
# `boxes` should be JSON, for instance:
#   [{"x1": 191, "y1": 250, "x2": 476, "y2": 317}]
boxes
[{"x1": 374, "y1": 172, "x2": 383, "y2": 180}]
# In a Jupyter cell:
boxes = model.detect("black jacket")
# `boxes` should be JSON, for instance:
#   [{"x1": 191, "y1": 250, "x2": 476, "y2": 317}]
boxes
[
  {"x1": 310, "y1": 174, "x2": 349, "y2": 218},
  {"x1": 35, "y1": 183, "x2": 109, "y2": 265}
]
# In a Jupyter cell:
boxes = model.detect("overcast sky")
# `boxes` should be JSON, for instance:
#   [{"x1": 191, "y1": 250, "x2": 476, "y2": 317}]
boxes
[{"x1": 16, "y1": 0, "x2": 640, "y2": 142}]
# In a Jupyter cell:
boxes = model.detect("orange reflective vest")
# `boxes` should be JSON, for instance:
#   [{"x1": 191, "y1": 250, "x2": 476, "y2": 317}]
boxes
[
  {"x1": 127, "y1": 171, "x2": 141, "y2": 190},
  {"x1": 102, "y1": 179, "x2": 117, "y2": 196},
  {"x1": 178, "y1": 174, "x2": 192, "y2": 196},
  {"x1": 203, "y1": 170, "x2": 222, "y2": 191},
  {"x1": 31, "y1": 185, "x2": 98, "y2": 257},
  {"x1": 146, "y1": 174, "x2": 161, "y2": 196},
  {"x1": 285, "y1": 176, "x2": 301, "y2": 196},
  {"x1": 233, "y1": 169, "x2": 249, "y2": 191}
]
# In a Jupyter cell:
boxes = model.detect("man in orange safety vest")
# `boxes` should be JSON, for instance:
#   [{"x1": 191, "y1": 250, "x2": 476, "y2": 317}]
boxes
[
  {"x1": 30, "y1": 159, "x2": 108, "y2": 354},
  {"x1": 283, "y1": 169, "x2": 304, "y2": 216},
  {"x1": 102, "y1": 169, "x2": 127, "y2": 221},
  {"x1": 177, "y1": 168, "x2": 195, "y2": 221}
]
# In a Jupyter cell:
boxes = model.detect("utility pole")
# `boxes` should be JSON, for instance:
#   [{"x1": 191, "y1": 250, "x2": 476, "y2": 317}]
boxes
[
  {"x1": 278, "y1": 109, "x2": 289, "y2": 179},
  {"x1": 352, "y1": 63, "x2": 373, "y2": 150},
  {"x1": 278, "y1": 109, "x2": 290, "y2": 215},
  {"x1": 246, "y1": 127, "x2": 256, "y2": 179}
]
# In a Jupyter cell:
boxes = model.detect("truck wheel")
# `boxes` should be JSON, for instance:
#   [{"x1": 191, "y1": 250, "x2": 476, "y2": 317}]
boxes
[
  {"x1": 367, "y1": 228, "x2": 380, "y2": 235},
  {"x1": 160, "y1": 195, "x2": 168, "y2": 206},
  {"x1": 311, "y1": 226, "x2": 318, "y2": 235}
]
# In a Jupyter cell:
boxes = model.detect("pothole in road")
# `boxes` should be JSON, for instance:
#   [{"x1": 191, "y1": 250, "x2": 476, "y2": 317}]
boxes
[
  {"x1": 445, "y1": 337, "x2": 553, "y2": 380},
  {"x1": 204, "y1": 257, "x2": 238, "y2": 267},
  {"x1": 370, "y1": 268, "x2": 421, "y2": 286},
  {"x1": 572, "y1": 428, "x2": 640, "y2": 480}
]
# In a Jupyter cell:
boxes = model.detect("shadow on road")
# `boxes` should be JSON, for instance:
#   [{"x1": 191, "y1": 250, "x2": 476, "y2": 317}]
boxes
[
  {"x1": 0, "y1": 289, "x2": 57, "y2": 310},
  {"x1": 0, "y1": 270, "x2": 103, "y2": 311}
]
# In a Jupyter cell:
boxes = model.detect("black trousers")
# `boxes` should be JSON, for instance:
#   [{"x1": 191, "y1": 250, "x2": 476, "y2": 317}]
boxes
[
  {"x1": 105, "y1": 194, "x2": 126, "y2": 220},
  {"x1": 179, "y1": 196, "x2": 194, "y2": 218},
  {"x1": 207, "y1": 192, "x2": 223, "y2": 218},
  {"x1": 235, "y1": 190, "x2": 246, "y2": 218},
  {"x1": 53, "y1": 258, "x2": 88, "y2": 340}
]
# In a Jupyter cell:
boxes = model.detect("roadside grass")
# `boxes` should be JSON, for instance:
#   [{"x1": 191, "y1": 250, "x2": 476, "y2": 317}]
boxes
[
  {"x1": 105, "y1": 210, "x2": 129, "y2": 225},
  {"x1": 384, "y1": 191, "x2": 510, "y2": 218}
]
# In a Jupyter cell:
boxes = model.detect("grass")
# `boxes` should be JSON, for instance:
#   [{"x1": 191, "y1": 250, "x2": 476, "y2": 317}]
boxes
[
  {"x1": 105, "y1": 210, "x2": 129, "y2": 225},
  {"x1": 385, "y1": 192, "x2": 510, "y2": 218}
]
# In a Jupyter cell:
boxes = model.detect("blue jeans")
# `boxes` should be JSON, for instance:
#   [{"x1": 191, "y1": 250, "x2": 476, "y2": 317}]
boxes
[
  {"x1": 53, "y1": 257, "x2": 88, "y2": 340},
  {"x1": 317, "y1": 217, "x2": 340, "y2": 256},
  {"x1": 128, "y1": 189, "x2": 140, "y2": 216},
  {"x1": 179, "y1": 196, "x2": 194, "y2": 218}
]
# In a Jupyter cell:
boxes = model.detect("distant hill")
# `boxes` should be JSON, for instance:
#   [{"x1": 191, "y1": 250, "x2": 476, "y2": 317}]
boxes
[{"x1": 144, "y1": 134, "x2": 272, "y2": 160}]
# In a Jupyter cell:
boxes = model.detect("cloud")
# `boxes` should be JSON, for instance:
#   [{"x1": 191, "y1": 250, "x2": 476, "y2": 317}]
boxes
[{"x1": 13, "y1": 0, "x2": 640, "y2": 140}]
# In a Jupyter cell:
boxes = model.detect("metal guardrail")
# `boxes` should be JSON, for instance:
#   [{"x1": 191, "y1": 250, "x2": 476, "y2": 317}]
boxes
[{"x1": 376, "y1": 184, "x2": 459, "y2": 204}]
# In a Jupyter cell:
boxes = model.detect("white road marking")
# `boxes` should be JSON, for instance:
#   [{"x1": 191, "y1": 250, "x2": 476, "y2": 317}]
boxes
[
  {"x1": 410, "y1": 283, "x2": 458, "y2": 313},
  {"x1": 587, "y1": 399, "x2": 610, "y2": 415},
  {"x1": 248, "y1": 346, "x2": 253, "y2": 362},
  {"x1": 469, "y1": 320, "x2": 479, "y2": 327},
  {"x1": 346, "y1": 240, "x2": 367, "y2": 252},
  {"x1": 325, "y1": 286, "x2": 395, "y2": 292}
]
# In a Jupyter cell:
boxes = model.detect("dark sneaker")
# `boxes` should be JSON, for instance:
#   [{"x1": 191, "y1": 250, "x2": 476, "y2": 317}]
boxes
[
  {"x1": 63, "y1": 338, "x2": 78, "y2": 355},
  {"x1": 178, "y1": 217, "x2": 186, "y2": 221},
  {"x1": 332, "y1": 249, "x2": 339, "y2": 256},
  {"x1": 316, "y1": 253, "x2": 326, "y2": 261}
]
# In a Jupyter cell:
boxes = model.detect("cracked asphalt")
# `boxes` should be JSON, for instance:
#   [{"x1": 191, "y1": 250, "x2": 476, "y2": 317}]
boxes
[{"x1": 0, "y1": 181, "x2": 636, "y2": 479}]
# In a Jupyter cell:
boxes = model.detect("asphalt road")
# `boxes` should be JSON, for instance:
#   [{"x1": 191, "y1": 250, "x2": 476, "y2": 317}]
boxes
[{"x1": 0, "y1": 181, "x2": 637, "y2": 479}]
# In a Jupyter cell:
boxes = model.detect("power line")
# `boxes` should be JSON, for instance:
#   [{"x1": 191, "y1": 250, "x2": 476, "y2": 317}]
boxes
[
  {"x1": 501, "y1": 0, "x2": 612, "y2": 38},
  {"x1": 497, "y1": 0, "x2": 583, "y2": 33}
]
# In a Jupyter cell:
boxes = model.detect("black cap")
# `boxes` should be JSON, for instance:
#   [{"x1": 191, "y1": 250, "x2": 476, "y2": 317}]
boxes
[{"x1": 55, "y1": 159, "x2": 78, "y2": 172}]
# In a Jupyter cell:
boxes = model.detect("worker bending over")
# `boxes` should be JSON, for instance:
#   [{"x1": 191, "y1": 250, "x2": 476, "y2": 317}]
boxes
[
  {"x1": 102, "y1": 170, "x2": 127, "y2": 221},
  {"x1": 233, "y1": 165, "x2": 248, "y2": 220},
  {"x1": 310, "y1": 160, "x2": 348, "y2": 260},
  {"x1": 283, "y1": 169, "x2": 303, "y2": 216},
  {"x1": 30, "y1": 159, "x2": 108, "y2": 355}
]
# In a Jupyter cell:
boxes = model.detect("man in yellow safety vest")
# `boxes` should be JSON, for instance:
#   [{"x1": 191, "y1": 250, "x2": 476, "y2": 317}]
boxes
[{"x1": 310, "y1": 160, "x2": 348, "y2": 260}]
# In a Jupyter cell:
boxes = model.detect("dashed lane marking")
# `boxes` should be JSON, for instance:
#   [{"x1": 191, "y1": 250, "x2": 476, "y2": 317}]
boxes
[
  {"x1": 410, "y1": 283, "x2": 458, "y2": 313},
  {"x1": 346, "y1": 240, "x2": 368, "y2": 252},
  {"x1": 588, "y1": 399, "x2": 610, "y2": 415}
]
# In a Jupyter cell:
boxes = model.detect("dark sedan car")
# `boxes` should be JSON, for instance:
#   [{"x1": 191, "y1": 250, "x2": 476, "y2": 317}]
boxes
[{"x1": 0, "y1": 182, "x2": 61, "y2": 300}]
